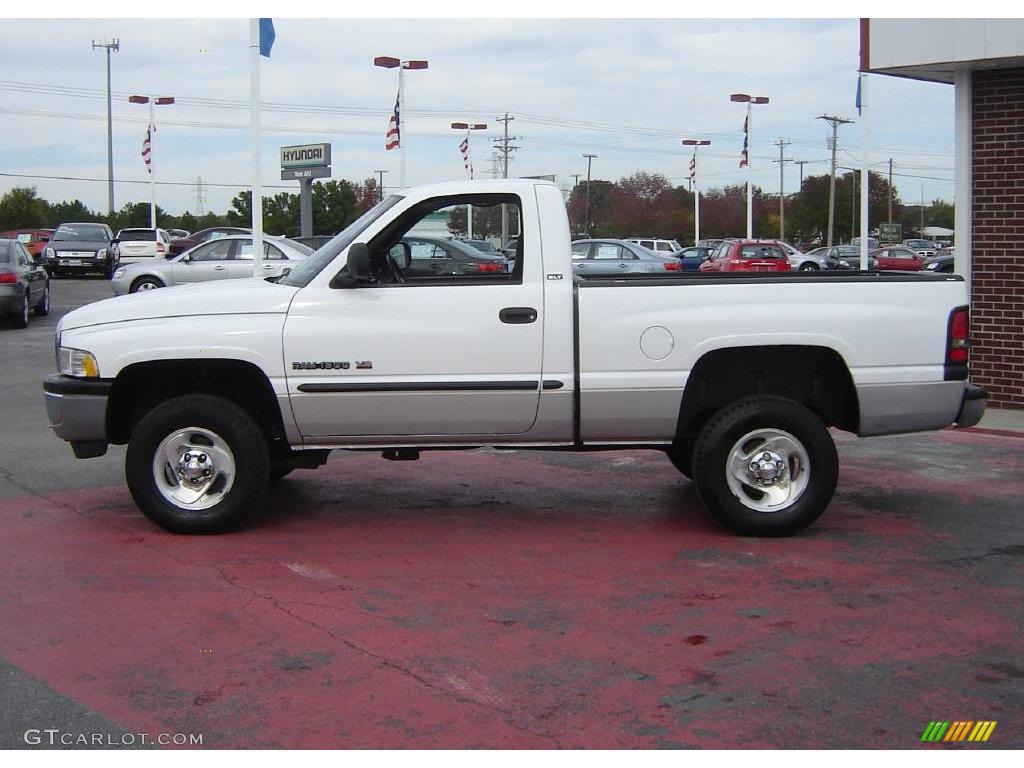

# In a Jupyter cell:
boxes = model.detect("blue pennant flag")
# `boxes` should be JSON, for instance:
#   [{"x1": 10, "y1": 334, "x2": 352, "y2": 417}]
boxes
[
  {"x1": 855, "y1": 75, "x2": 862, "y2": 116},
  {"x1": 259, "y1": 18, "x2": 276, "y2": 58}
]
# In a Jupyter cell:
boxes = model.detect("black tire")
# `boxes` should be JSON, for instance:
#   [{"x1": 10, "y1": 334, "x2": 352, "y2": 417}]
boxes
[
  {"x1": 665, "y1": 435, "x2": 696, "y2": 479},
  {"x1": 125, "y1": 394, "x2": 270, "y2": 533},
  {"x1": 11, "y1": 291, "x2": 29, "y2": 328},
  {"x1": 799, "y1": 262, "x2": 819, "y2": 271},
  {"x1": 33, "y1": 282, "x2": 50, "y2": 316},
  {"x1": 691, "y1": 396, "x2": 838, "y2": 537},
  {"x1": 104, "y1": 265, "x2": 114, "y2": 279},
  {"x1": 130, "y1": 276, "x2": 165, "y2": 293}
]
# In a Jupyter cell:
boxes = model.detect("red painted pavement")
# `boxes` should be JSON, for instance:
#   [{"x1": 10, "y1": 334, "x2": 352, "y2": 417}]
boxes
[{"x1": 1, "y1": 433, "x2": 1021, "y2": 748}]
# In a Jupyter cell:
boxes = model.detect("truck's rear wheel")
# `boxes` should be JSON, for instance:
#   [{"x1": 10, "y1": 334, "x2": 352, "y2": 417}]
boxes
[
  {"x1": 126, "y1": 394, "x2": 270, "y2": 533},
  {"x1": 691, "y1": 396, "x2": 837, "y2": 536}
]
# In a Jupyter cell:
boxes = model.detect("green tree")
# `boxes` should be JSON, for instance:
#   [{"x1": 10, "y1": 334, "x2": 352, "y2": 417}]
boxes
[
  {"x1": 312, "y1": 180, "x2": 359, "y2": 236},
  {"x1": 0, "y1": 186, "x2": 48, "y2": 230},
  {"x1": 46, "y1": 199, "x2": 98, "y2": 227}
]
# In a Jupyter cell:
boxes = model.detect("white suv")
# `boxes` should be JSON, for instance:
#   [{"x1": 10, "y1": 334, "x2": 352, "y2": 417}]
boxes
[
  {"x1": 627, "y1": 238, "x2": 681, "y2": 255},
  {"x1": 113, "y1": 228, "x2": 171, "y2": 262}
]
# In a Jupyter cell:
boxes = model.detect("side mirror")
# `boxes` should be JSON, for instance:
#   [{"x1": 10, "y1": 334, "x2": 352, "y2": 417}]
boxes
[
  {"x1": 331, "y1": 242, "x2": 372, "y2": 288},
  {"x1": 388, "y1": 242, "x2": 411, "y2": 270},
  {"x1": 110, "y1": 238, "x2": 120, "y2": 246},
  {"x1": 347, "y1": 242, "x2": 372, "y2": 281}
]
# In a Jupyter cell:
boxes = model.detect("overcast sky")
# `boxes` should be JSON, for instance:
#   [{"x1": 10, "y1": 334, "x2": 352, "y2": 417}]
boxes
[{"x1": 0, "y1": 12, "x2": 956, "y2": 218}]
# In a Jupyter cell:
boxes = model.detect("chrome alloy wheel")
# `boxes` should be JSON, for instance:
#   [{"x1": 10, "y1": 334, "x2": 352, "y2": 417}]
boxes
[
  {"x1": 725, "y1": 428, "x2": 810, "y2": 512},
  {"x1": 136, "y1": 280, "x2": 160, "y2": 291},
  {"x1": 152, "y1": 427, "x2": 236, "y2": 511}
]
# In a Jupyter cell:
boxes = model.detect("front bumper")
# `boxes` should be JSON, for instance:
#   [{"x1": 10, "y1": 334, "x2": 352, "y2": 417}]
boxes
[
  {"x1": 43, "y1": 374, "x2": 113, "y2": 458},
  {"x1": 953, "y1": 383, "x2": 987, "y2": 429}
]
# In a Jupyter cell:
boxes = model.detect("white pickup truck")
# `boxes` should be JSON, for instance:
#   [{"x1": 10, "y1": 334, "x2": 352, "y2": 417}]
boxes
[{"x1": 44, "y1": 179, "x2": 986, "y2": 537}]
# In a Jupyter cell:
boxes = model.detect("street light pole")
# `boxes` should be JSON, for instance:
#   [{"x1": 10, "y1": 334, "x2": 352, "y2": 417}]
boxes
[
  {"x1": 374, "y1": 169, "x2": 387, "y2": 202},
  {"x1": 731, "y1": 93, "x2": 769, "y2": 238},
  {"x1": 92, "y1": 38, "x2": 119, "y2": 215},
  {"x1": 682, "y1": 139, "x2": 710, "y2": 245},
  {"x1": 583, "y1": 153, "x2": 597, "y2": 234},
  {"x1": 374, "y1": 55, "x2": 428, "y2": 189},
  {"x1": 452, "y1": 121, "x2": 487, "y2": 238},
  {"x1": 129, "y1": 95, "x2": 174, "y2": 228}
]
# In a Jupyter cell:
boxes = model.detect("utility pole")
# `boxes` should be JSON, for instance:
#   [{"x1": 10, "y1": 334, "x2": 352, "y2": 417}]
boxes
[
  {"x1": 92, "y1": 38, "x2": 119, "y2": 216},
  {"x1": 193, "y1": 176, "x2": 205, "y2": 216},
  {"x1": 571, "y1": 174, "x2": 581, "y2": 188},
  {"x1": 772, "y1": 140, "x2": 792, "y2": 240},
  {"x1": 583, "y1": 153, "x2": 598, "y2": 234},
  {"x1": 888, "y1": 158, "x2": 894, "y2": 227},
  {"x1": 795, "y1": 160, "x2": 808, "y2": 191},
  {"x1": 920, "y1": 181, "x2": 925, "y2": 235},
  {"x1": 374, "y1": 169, "x2": 387, "y2": 202},
  {"x1": 493, "y1": 113, "x2": 519, "y2": 246},
  {"x1": 818, "y1": 114, "x2": 853, "y2": 247}
]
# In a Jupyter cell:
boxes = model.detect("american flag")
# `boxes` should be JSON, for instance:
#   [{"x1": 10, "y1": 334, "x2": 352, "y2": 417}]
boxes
[
  {"x1": 459, "y1": 136, "x2": 472, "y2": 179},
  {"x1": 689, "y1": 150, "x2": 696, "y2": 183},
  {"x1": 385, "y1": 93, "x2": 400, "y2": 151},
  {"x1": 141, "y1": 123, "x2": 154, "y2": 174},
  {"x1": 739, "y1": 115, "x2": 749, "y2": 168}
]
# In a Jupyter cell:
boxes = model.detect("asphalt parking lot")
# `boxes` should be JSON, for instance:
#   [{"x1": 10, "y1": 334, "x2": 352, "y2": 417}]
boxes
[{"x1": 1, "y1": 277, "x2": 1021, "y2": 749}]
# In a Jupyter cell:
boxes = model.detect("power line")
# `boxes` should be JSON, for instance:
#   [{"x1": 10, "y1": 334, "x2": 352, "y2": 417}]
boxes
[{"x1": 0, "y1": 170, "x2": 294, "y2": 190}]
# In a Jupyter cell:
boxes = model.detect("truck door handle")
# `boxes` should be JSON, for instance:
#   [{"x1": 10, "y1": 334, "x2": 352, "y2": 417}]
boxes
[
  {"x1": 213, "y1": 265, "x2": 226, "y2": 271},
  {"x1": 499, "y1": 307, "x2": 538, "y2": 324}
]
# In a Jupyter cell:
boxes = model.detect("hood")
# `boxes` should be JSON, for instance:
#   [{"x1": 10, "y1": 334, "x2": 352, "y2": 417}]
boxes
[{"x1": 61, "y1": 277, "x2": 299, "y2": 331}]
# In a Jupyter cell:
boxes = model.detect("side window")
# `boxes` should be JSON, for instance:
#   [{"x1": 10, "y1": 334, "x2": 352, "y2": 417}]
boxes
[
  {"x1": 18, "y1": 243, "x2": 32, "y2": 266},
  {"x1": 571, "y1": 243, "x2": 591, "y2": 260},
  {"x1": 408, "y1": 240, "x2": 436, "y2": 260},
  {"x1": 370, "y1": 194, "x2": 521, "y2": 285},
  {"x1": 639, "y1": 240, "x2": 654, "y2": 251},
  {"x1": 594, "y1": 244, "x2": 621, "y2": 260},
  {"x1": 190, "y1": 239, "x2": 233, "y2": 262},
  {"x1": 235, "y1": 240, "x2": 284, "y2": 260},
  {"x1": 657, "y1": 243, "x2": 673, "y2": 253}
]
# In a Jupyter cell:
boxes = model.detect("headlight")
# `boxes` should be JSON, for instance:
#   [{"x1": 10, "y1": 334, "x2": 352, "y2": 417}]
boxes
[
  {"x1": 112, "y1": 268, "x2": 126, "y2": 280},
  {"x1": 44, "y1": 247, "x2": 54, "y2": 259},
  {"x1": 97, "y1": 248, "x2": 108, "y2": 260},
  {"x1": 57, "y1": 347, "x2": 100, "y2": 378},
  {"x1": 924, "y1": 262, "x2": 938, "y2": 271}
]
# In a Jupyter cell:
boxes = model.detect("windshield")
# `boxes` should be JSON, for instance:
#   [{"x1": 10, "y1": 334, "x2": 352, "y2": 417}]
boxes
[
  {"x1": 278, "y1": 195, "x2": 403, "y2": 287},
  {"x1": 54, "y1": 224, "x2": 107, "y2": 242}
]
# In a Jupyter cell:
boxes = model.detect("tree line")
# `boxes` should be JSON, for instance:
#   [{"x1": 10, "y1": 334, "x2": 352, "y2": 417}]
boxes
[
  {"x1": 1, "y1": 171, "x2": 952, "y2": 246},
  {"x1": 0, "y1": 177, "x2": 384, "y2": 237},
  {"x1": 567, "y1": 171, "x2": 953, "y2": 246}
]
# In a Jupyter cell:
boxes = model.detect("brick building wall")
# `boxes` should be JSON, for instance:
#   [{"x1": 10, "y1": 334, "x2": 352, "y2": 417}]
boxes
[{"x1": 971, "y1": 69, "x2": 1024, "y2": 408}]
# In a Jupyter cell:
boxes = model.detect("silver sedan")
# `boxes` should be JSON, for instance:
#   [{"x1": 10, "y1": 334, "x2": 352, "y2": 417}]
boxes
[
  {"x1": 571, "y1": 239, "x2": 682, "y2": 276},
  {"x1": 110, "y1": 235, "x2": 312, "y2": 295}
]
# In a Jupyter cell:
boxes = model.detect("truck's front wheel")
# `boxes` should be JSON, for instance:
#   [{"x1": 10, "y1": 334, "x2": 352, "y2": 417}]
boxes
[
  {"x1": 691, "y1": 396, "x2": 838, "y2": 536},
  {"x1": 126, "y1": 394, "x2": 270, "y2": 533}
]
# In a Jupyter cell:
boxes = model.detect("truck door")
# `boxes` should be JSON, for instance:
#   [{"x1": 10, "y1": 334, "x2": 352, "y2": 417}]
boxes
[{"x1": 283, "y1": 193, "x2": 545, "y2": 438}]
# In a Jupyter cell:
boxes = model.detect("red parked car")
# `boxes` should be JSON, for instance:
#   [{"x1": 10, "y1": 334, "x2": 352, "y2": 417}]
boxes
[
  {"x1": 870, "y1": 246, "x2": 927, "y2": 271},
  {"x1": 0, "y1": 228, "x2": 54, "y2": 260},
  {"x1": 698, "y1": 240, "x2": 792, "y2": 273}
]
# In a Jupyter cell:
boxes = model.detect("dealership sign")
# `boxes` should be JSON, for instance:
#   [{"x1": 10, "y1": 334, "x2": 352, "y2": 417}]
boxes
[{"x1": 280, "y1": 143, "x2": 331, "y2": 169}]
